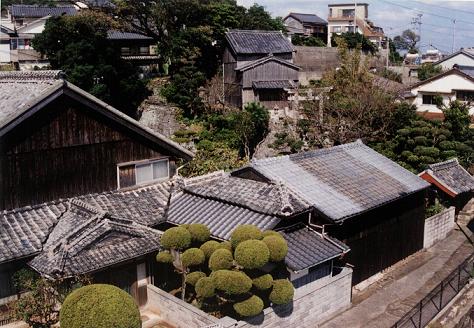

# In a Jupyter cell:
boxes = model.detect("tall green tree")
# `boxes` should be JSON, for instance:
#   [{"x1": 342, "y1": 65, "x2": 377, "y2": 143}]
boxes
[
  {"x1": 32, "y1": 11, "x2": 149, "y2": 117},
  {"x1": 417, "y1": 63, "x2": 442, "y2": 81},
  {"x1": 393, "y1": 29, "x2": 419, "y2": 54}
]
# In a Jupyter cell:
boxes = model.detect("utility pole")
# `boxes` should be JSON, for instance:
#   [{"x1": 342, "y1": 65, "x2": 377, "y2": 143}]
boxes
[
  {"x1": 452, "y1": 19, "x2": 456, "y2": 53},
  {"x1": 411, "y1": 14, "x2": 422, "y2": 53}
]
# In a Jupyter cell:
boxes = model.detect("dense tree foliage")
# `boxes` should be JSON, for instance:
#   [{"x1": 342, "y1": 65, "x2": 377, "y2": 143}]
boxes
[
  {"x1": 393, "y1": 29, "x2": 419, "y2": 54},
  {"x1": 32, "y1": 11, "x2": 149, "y2": 117},
  {"x1": 332, "y1": 32, "x2": 377, "y2": 54},
  {"x1": 417, "y1": 63, "x2": 443, "y2": 81},
  {"x1": 156, "y1": 224, "x2": 294, "y2": 318},
  {"x1": 291, "y1": 35, "x2": 326, "y2": 47}
]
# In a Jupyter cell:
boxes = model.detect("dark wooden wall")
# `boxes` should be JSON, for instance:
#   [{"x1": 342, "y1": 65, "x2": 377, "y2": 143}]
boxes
[
  {"x1": 241, "y1": 61, "x2": 299, "y2": 88},
  {"x1": 329, "y1": 190, "x2": 426, "y2": 285},
  {"x1": 0, "y1": 96, "x2": 176, "y2": 210}
]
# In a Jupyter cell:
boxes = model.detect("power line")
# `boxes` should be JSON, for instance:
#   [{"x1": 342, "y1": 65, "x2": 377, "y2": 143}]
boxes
[{"x1": 409, "y1": 0, "x2": 474, "y2": 17}]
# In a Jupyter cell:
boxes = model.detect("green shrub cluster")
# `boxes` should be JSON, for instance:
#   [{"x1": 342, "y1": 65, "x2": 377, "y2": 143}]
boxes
[
  {"x1": 211, "y1": 270, "x2": 252, "y2": 295},
  {"x1": 161, "y1": 227, "x2": 192, "y2": 250},
  {"x1": 217, "y1": 241, "x2": 233, "y2": 252},
  {"x1": 200, "y1": 240, "x2": 220, "y2": 258},
  {"x1": 233, "y1": 295, "x2": 264, "y2": 317},
  {"x1": 252, "y1": 274, "x2": 273, "y2": 290},
  {"x1": 262, "y1": 230, "x2": 283, "y2": 238},
  {"x1": 186, "y1": 271, "x2": 206, "y2": 286},
  {"x1": 209, "y1": 249, "x2": 234, "y2": 271},
  {"x1": 230, "y1": 225, "x2": 263, "y2": 248},
  {"x1": 182, "y1": 248, "x2": 205, "y2": 267},
  {"x1": 262, "y1": 235, "x2": 288, "y2": 262},
  {"x1": 186, "y1": 224, "x2": 211, "y2": 243},
  {"x1": 156, "y1": 251, "x2": 173, "y2": 264},
  {"x1": 195, "y1": 277, "x2": 215, "y2": 298},
  {"x1": 234, "y1": 240, "x2": 270, "y2": 269},
  {"x1": 269, "y1": 279, "x2": 294, "y2": 305},
  {"x1": 60, "y1": 284, "x2": 141, "y2": 328}
]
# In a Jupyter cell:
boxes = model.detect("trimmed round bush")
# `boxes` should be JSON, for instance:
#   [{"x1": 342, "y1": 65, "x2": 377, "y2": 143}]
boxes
[
  {"x1": 195, "y1": 277, "x2": 215, "y2": 298},
  {"x1": 211, "y1": 270, "x2": 252, "y2": 295},
  {"x1": 60, "y1": 284, "x2": 141, "y2": 328},
  {"x1": 262, "y1": 230, "x2": 283, "y2": 238},
  {"x1": 200, "y1": 240, "x2": 220, "y2": 258},
  {"x1": 262, "y1": 236, "x2": 288, "y2": 262},
  {"x1": 234, "y1": 240, "x2": 270, "y2": 269},
  {"x1": 156, "y1": 251, "x2": 173, "y2": 264},
  {"x1": 217, "y1": 241, "x2": 233, "y2": 252},
  {"x1": 186, "y1": 271, "x2": 206, "y2": 286},
  {"x1": 186, "y1": 224, "x2": 211, "y2": 243},
  {"x1": 269, "y1": 279, "x2": 294, "y2": 305},
  {"x1": 161, "y1": 227, "x2": 191, "y2": 250},
  {"x1": 230, "y1": 225, "x2": 263, "y2": 248},
  {"x1": 209, "y1": 249, "x2": 234, "y2": 271},
  {"x1": 252, "y1": 274, "x2": 273, "y2": 290},
  {"x1": 182, "y1": 248, "x2": 205, "y2": 267},
  {"x1": 233, "y1": 295, "x2": 264, "y2": 317}
]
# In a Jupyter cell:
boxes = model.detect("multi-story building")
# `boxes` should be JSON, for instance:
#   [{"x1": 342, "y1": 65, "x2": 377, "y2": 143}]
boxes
[{"x1": 327, "y1": 3, "x2": 385, "y2": 49}]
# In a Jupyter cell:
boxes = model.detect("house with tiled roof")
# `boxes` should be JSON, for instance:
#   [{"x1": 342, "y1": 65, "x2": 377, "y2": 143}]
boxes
[
  {"x1": 434, "y1": 49, "x2": 474, "y2": 71},
  {"x1": 232, "y1": 140, "x2": 430, "y2": 284},
  {"x1": 0, "y1": 70, "x2": 193, "y2": 211},
  {"x1": 223, "y1": 30, "x2": 299, "y2": 110},
  {"x1": 107, "y1": 30, "x2": 159, "y2": 67},
  {"x1": 419, "y1": 159, "x2": 474, "y2": 215},
  {"x1": 283, "y1": 12, "x2": 327, "y2": 40}
]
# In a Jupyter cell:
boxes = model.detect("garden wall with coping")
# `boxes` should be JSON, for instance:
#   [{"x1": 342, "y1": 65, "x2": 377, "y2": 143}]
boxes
[{"x1": 424, "y1": 206, "x2": 456, "y2": 249}]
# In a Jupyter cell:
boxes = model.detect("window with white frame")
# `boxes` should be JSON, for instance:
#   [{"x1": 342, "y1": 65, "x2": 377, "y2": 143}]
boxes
[{"x1": 117, "y1": 158, "x2": 170, "y2": 189}]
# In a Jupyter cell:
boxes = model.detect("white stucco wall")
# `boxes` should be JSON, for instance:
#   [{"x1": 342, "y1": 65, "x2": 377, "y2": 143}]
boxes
[
  {"x1": 0, "y1": 43, "x2": 11, "y2": 63},
  {"x1": 424, "y1": 207, "x2": 456, "y2": 249},
  {"x1": 439, "y1": 53, "x2": 474, "y2": 70}
]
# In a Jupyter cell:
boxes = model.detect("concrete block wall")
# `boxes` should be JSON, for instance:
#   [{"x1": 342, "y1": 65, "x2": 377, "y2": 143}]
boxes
[
  {"x1": 424, "y1": 207, "x2": 456, "y2": 249},
  {"x1": 146, "y1": 285, "x2": 220, "y2": 328}
]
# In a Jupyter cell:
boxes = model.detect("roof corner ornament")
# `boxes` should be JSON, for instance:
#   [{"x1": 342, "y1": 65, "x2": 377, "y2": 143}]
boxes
[{"x1": 277, "y1": 180, "x2": 294, "y2": 216}]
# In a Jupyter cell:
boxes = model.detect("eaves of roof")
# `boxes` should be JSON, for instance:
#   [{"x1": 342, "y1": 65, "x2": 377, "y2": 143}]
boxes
[
  {"x1": 236, "y1": 56, "x2": 301, "y2": 72},
  {"x1": 406, "y1": 68, "x2": 474, "y2": 91}
]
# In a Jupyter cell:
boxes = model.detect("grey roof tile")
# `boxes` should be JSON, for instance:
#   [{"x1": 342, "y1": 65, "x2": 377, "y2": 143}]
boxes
[
  {"x1": 250, "y1": 140, "x2": 430, "y2": 223},
  {"x1": 9, "y1": 5, "x2": 77, "y2": 18},
  {"x1": 252, "y1": 80, "x2": 293, "y2": 89},
  {"x1": 226, "y1": 30, "x2": 294, "y2": 55},
  {"x1": 426, "y1": 159, "x2": 474, "y2": 195},
  {"x1": 107, "y1": 30, "x2": 153, "y2": 40},
  {"x1": 280, "y1": 223, "x2": 349, "y2": 272},
  {"x1": 287, "y1": 13, "x2": 327, "y2": 25}
]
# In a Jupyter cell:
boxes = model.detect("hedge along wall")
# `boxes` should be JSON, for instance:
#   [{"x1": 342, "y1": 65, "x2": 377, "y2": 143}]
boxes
[{"x1": 424, "y1": 206, "x2": 456, "y2": 249}]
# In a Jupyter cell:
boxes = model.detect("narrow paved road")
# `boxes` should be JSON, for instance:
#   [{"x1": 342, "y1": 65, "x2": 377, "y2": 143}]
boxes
[{"x1": 321, "y1": 226, "x2": 473, "y2": 328}]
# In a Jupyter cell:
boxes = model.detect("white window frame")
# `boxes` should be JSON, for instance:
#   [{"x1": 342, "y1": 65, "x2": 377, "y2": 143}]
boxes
[{"x1": 117, "y1": 157, "x2": 170, "y2": 189}]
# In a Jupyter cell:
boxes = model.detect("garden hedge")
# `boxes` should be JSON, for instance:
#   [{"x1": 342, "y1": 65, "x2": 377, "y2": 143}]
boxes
[
  {"x1": 161, "y1": 227, "x2": 192, "y2": 250},
  {"x1": 59, "y1": 284, "x2": 141, "y2": 328},
  {"x1": 230, "y1": 225, "x2": 263, "y2": 248},
  {"x1": 262, "y1": 235, "x2": 288, "y2": 262},
  {"x1": 208, "y1": 249, "x2": 234, "y2": 271},
  {"x1": 233, "y1": 295, "x2": 264, "y2": 317},
  {"x1": 269, "y1": 279, "x2": 294, "y2": 305},
  {"x1": 195, "y1": 277, "x2": 216, "y2": 298},
  {"x1": 217, "y1": 241, "x2": 233, "y2": 252},
  {"x1": 186, "y1": 271, "x2": 206, "y2": 286},
  {"x1": 262, "y1": 230, "x2": 283, "y2": 238},
  {"x1": 252, "y1": 274, "x2": 273, "y2": 290},
  {"x1": 156, "y1": 251, "x2": 173, "y2": 264},
  {"x1": 182, "y1": 248, "x2": 205, "y2": 267},
  {"x1": 186, "y1": 224, "x2": 211, "y2": 243},
  {"x1": 200, "y1": 240, "x2": 220, "y2": 258},
  {"x1": 234, "y1": 240, "x2": 270, "y2": 269},
  {"x1": 211, "y1": 270, "x2": 252, "y2": 295}
]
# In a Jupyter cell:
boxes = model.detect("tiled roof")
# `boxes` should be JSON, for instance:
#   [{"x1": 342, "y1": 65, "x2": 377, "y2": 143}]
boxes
[
  {"x1": 425, "y1": 159, "x2": 474, "y2": 195},
  {"x1": 184, "y1": 171, "x2": 309, "y2": 217},
  {"x1": 0, "y1": 181, "x2": 172, "y2": 264},
  {"x1": 226, "y1": 30, "x2": 294, "y2": 55},
  {"x1": 247, "y1": 140, "x2": 430, "y2": 223},
  {"x1": 29, "y1": 200, "x2": 162, "y2": 277},
  {"x1": 0, "y1": 70, "x2": 194, "y2": 160},
  {"x1": 252, "y1": 80, "x2": 293, "y2": 89},
  {"x1": 236, "y1": 55, "x2": 300, "y2": 72},
  {"x1": 457, "y1": 65, "x2": 474, "y2": 78},
  {"x1": 286, "y1": 13, "x2": 327, "y2": 25},
  {"x1": 167, "y1": 192, "x2": 281, "y2": 240},
  {"x1": 280, "y1": 224, "x2": 349, "y2": 272},
  {"x1": 9, "y1": 5, "x2": 77, "y2": 18},
  {"x1": 107, "y1": 30, "x2": 153, "y2": 40}
]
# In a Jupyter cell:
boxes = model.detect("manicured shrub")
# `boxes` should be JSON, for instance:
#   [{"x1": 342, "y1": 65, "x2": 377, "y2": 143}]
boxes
[
  {"x1": 233, "y1": 295, "x2": 264, "y2": 317},
  {"x1": 269, "y1": 279, "x2": 294, "y2": 305},
  {"x1": 195, "y1": 277, "x2": 215, "y2": 298},
  {"x1": 234, "y1": 240, "x2": 269, "y2": 269},
  {"x1": 252, "y1": 274, "x2": 273, "y2": 290},
  {"x1": 186, "y1": 224, "x2": 211, "y2": 243},
  {"x1": 161, "y1": 227, "x2": 191, "y2": 250},
  {"x1": 217, "y1": 241, "x2": 232, "y2": 252},
  {"x1": 200, "y1": 240, "x2": 220, "y2": 258},
  {"x1": 262, "y1": 236, "x2": 288, "y2": 262},
  {"x1": 60, "y1": 284, "x2": 141, "y2": 328},
  {"x1": 156, "y1": 251, "x2": 173, "y2": 264},
  {"x1": 211, "y1": 270, "x2": 252, "y2": 295},
  {"x1": 230, "y1": 225, "x2": 263, "y2": 248},
  {"x1": 182, "y1": 248, "x2": 205, "y2": 267},
  {"x1": 262, "y1": 230, "x2": 283, "y2": 238},
  {"x1": 209, "y1": 249, "x2": 234, "y2": 271},
  {"x1": 186, "y1": 271, "x2": 206, "y2": 286}
]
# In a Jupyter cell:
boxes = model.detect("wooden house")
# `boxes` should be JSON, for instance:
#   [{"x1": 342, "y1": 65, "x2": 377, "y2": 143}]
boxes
[
  {"x1": 0, "y1": 70, "x2": 193, "y2": 211},
  {"x1": 232, "y1": 140, "x2": 430, "y2": 285},
  {"x1": 223, "y1": 30, "x2": 300, "y2": 109},
  {"x1": 283, "y1": 12, "x2": 327, "y2": 40}
]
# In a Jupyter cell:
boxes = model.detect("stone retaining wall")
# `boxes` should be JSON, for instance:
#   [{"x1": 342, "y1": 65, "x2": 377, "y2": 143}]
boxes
[{"x1": 424, "y1": 207, "x2": 456, "y2": 249}]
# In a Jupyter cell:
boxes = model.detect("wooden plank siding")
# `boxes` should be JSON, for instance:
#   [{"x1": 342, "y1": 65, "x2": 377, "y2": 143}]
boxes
[
  {"x1": 0, "y1": 96, "x2": 176, "y2": 210},
  {"x1": 242, "y1": 61, "x2": 299, "y2": 88}
]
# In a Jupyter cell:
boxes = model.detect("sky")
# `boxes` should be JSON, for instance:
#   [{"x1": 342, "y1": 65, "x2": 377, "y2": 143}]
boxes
[{"x1": 236, "y1": 0, "x2": 474, "y2": 54}]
